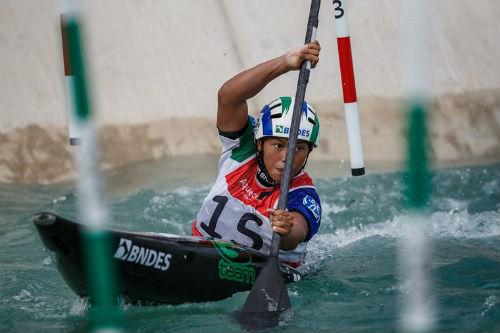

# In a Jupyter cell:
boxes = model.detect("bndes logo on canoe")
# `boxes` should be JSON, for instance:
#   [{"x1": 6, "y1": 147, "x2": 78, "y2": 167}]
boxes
[{"x1": 114, "y1": 238, "x2": 172, "y2": 271}]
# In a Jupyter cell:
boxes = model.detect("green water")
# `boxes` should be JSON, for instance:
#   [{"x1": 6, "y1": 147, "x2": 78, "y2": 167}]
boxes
[{"x1": 1, "y1": 156, "x2": 499, "y2": 332}]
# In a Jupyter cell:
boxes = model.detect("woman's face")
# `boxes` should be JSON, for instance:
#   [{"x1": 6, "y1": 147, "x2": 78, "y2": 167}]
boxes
[{"x1": 258, "y1": 137, "x2": 311, "y2": 182}]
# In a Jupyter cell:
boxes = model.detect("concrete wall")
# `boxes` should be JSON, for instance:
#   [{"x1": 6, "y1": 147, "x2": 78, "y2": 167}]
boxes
[{"x1": 1, "y1": 0, "x2": 500, "y2": 183}]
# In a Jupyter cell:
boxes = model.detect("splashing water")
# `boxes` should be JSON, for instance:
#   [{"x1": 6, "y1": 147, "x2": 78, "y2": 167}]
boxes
[{"x1": 0, "y1": 158, "x2": 499, "y2": 332}]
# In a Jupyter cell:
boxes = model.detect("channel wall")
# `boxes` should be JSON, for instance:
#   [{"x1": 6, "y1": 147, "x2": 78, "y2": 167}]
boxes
[{"x1": 1, "y1": 0, "x2": 499, "y2": 183}]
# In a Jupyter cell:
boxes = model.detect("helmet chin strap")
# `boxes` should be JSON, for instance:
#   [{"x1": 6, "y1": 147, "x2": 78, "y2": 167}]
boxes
[
  {"x1": 297, "y1": 143, "x2": 314, "y2": 174},
  {"x1": 256, "y1": 149, "x2": 276, "y2": 188},
  {"x1": 298, "y1": 154, "x2": 310, "y2": 174},
  {"x1": 255, "y1": 141, "x2": 313, "y2": 188}
]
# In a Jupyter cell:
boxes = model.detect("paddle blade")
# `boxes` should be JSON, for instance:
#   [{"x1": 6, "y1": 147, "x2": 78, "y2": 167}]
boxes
[{"x1": 236, "y1": 256, "x2": 291, "y2": 329}]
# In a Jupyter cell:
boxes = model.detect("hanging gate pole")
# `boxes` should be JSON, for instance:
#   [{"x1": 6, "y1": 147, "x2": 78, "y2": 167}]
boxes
[{"x1": 332, "y1": 0, "x2": 365, "y2": 176}]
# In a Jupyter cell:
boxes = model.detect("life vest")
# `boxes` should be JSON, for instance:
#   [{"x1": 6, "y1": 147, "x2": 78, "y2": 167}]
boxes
[{"x1": 193, "y1": 117, "x2": 322, "y2": 263}]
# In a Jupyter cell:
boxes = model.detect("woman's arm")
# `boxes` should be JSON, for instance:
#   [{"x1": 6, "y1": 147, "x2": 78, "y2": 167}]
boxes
[{"x1": 217, "y1": 41, "x2": 321, "y2": 133}]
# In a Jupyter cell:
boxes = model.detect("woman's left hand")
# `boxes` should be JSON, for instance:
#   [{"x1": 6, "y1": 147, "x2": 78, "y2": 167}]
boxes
[{"x1": 267, "y1": 208, "x2": 294, "y2": 236}]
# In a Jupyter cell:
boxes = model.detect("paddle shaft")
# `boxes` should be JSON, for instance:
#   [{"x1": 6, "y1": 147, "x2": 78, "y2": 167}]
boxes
[
  {"x1": 238, "y1": 0, "x2": 322, "y2": 319},
  {"x1": 270, "y1": 0, "x2": 321, "y2": 256}
]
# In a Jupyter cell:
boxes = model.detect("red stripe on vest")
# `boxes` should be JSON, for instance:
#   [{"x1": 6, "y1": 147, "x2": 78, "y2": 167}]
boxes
[
  {"x1": 225, "y1": 158, "x2": 314, "y2": 216},
  {"x1": 191, "y1": 221, "x2": 203, "y2": 237}
]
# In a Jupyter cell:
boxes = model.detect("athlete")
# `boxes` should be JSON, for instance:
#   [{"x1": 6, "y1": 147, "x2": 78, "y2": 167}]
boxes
[{"x1": 193, "y1": 41, "x2": 322, "y2": 265}]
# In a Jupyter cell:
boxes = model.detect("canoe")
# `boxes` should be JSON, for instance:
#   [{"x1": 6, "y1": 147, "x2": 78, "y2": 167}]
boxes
[{"x1": 33, "y1": 212, "x2": 301, "y2": 304}]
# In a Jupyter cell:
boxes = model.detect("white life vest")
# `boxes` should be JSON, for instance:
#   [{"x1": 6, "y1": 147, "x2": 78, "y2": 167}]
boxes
[{"x1": 194, "y1": 118, "x2": 322, "y2": 264}]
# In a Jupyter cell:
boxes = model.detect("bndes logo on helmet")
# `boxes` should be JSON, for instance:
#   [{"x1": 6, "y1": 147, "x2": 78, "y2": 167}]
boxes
[
  {"x1": 275, "y1": 125, "x2": 310, "y2": 137},
  {"x1": 114, "y1": 238, "x2": 172, "y2": 271}
]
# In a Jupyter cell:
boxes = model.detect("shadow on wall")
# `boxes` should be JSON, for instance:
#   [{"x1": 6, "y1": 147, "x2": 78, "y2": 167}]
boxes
[{"x1": 1, "y1": 89, "x2": 499, "y2": 184}]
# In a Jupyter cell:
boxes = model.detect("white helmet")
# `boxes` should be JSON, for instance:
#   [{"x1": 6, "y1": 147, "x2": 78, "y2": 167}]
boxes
[{"x1": 255, "y1": 96, "x2": 320, "y2": 147}]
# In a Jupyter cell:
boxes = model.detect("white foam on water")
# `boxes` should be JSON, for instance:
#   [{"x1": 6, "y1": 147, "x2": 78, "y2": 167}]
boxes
[
  {"x1": 171, "y1": 184, "x2": 210, "y2": 198},
  {"x1": 158, "y1": 218, "x2": 187, "y2": 234},
  {"x1": 481, "y1": 179, "x2": 499, "y2": 195},
  {"x1": 13, "y1": 289, "x2": 33, "y2": 302},
  {"x1": 143, "y1": 194, "x2": 177, "y2": 221},
  {"x1": 315, "y1": 207, "x2": 500, "y2": 248},
  {"x1": 42, "y1": 256, "x2": 53, "y2": 266},
  {"x1": 434, "y1": 197, "x2": 469, "y2": 211},
  {"x1": 69, "y1": 297, "x2": 89, "y2": 315},
  {"x1": 481, "y1": 295, "x2": 498, "y2": 316},
  {"x1": 428, "y1": 209, "x2": 500, "y2": 238},
  {"x1": 303, "y1": 207, "x2": 500, "y2": 273},
  {"x1": 52, "y1": 195, "x2": 67, "y2": 204},
  {"x1": 321, "y1": 201, "x2": 348, "y2": 215}
]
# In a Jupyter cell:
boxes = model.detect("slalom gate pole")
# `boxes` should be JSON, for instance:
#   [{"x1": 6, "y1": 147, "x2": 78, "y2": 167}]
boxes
[
  {"x1": 331, "y1": 0, "x2": 365, "y2": 176},
  {"x1": 59, "y1": 1, "x2": 82, "y2": 145},
  {"x1": 399, "y1": 0, "x2": 435, "y2": 332},
  {"x1": 59, "y1": 1, "x2": 123, "y2": 331}
]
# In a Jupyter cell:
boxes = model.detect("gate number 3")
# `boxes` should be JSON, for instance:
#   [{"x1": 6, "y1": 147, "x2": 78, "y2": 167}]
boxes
[{"x1": 333, "y1": 0, "x2": 344, "y2": 19}]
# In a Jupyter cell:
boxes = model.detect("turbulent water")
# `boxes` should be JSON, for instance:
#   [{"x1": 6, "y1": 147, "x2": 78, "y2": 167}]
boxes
[{"x1": 0, "y1": 156, "x2": 499, "y2": 332}]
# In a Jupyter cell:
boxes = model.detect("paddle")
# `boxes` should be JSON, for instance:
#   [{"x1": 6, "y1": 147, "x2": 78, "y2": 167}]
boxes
[{"x1": 237, "y1": 0, "x2": 321, "y2": 327}]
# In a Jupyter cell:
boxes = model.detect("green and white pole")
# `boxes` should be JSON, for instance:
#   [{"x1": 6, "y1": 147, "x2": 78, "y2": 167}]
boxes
[
  {"x1": 59, "y1": 0, "x2": 82, "y2": 145},
  {"x1": 59, "y1": 1, "x2": 122, "y2": 331},
  {"x1": 399, "y1": 0, "x2": 435, "y2": 332}
]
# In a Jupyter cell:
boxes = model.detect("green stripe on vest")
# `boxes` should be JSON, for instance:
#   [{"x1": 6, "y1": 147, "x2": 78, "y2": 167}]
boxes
[{"x1": 230, "y1": 120, "x2": 256, "y2": 162}]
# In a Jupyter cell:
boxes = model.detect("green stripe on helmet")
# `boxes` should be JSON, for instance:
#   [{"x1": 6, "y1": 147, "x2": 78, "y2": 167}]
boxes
[
  {"x1": 255, "y1": 97, "x2": 320, "y2": 147},
  {"x1": 280, "y1": 96, "x2": 292, "y2": 116},
  {"x1": 309, "y1": 113, "x2": 320, "y2": 145}
]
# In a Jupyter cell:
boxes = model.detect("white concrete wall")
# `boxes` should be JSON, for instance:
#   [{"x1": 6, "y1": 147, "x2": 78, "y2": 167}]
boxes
[
  {"x1": 0, "y1": 0, "x2": 64, "y2": 132},
  {"x1": 1, "y1": 0, "x2": 500, "y2": 183},
  {"x1": 2, "y1": 0, "x2": 500, "y2": 132}
]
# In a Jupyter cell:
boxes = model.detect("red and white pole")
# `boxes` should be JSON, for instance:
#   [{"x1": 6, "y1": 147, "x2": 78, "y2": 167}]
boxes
[
  {"x1": 332, "y1": 0, "x2": 365, "y2": 176},
  {"x1": 59, "y1": 0, "x2": 81, "y2": 145}
]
